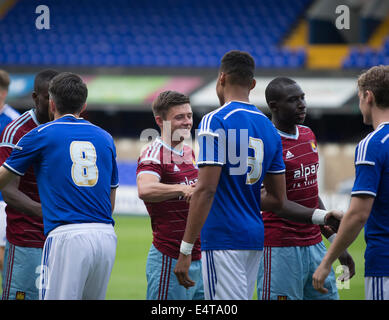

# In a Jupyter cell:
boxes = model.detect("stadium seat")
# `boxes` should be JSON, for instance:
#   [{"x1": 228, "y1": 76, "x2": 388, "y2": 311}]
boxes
[{"x1": 0, "y1": 0, "x2": 312, "y2": 68}]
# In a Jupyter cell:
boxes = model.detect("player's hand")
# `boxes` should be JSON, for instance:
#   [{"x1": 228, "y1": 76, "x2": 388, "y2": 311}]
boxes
[
  {"x1": 174, "y1": 253, "x2": 195, "y2": 289},
  {"x1": 181, "y1": 184, "x2": 196, "y2": 204},
  {"x1": 337, "y1": 250, "x2": 355, "y2": 281},
  {"x1": 312, "y1": 261, "x2": 332, "y2": 294},
  {"x1": 324, "y1": 210, "x2": 344, "y2": 232}
]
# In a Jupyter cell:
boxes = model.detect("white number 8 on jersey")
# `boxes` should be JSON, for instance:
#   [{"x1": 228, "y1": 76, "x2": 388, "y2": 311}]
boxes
[{"x1": 70, "y1": 141, "x2": 98, "y2": 187}]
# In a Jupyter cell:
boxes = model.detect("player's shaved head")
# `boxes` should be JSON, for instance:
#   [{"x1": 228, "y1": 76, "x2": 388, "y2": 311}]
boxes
[
  {"x1": 265, "y1": 77, "x2": 297, "y2": 105},
  {"x1": 34, "y1": 69, "x2": 59, "y2": 93},
  {"x1": 49, "y1": 72, "x2": 88, "y2": 115},
  {"x1": 220, "y1": 50, "x2": 255, "y2": 87}
]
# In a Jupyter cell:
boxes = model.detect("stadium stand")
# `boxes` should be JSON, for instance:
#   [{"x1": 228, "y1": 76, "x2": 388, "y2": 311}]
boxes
[
  {"x1": 343, "y1": 37, "x2": 389, "y2": 68},
  {"x1": 0, "y1": 0, "x2": 310, "y2": 68}
]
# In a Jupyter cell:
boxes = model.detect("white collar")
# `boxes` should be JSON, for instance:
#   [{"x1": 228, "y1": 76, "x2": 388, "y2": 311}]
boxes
[
  {"x1": 277, "y1": 126, "x2": 299, "y2": 140},
  {"x1": 156, "y1": 137, "x2": 184, "y2": 156}
]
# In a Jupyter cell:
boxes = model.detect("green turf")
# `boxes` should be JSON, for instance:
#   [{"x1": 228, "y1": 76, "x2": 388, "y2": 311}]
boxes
[
  {"x1": 106, "y1": 215, "x2": 152, "y2": 300},
  {"x1": 106, "y1": 215, "x2": 366, "y2": 300}
]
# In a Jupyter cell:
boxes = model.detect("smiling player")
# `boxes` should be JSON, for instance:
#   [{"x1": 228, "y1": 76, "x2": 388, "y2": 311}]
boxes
[{"x1": 136, "y1": 91, "x2": 203, "y2": 300}]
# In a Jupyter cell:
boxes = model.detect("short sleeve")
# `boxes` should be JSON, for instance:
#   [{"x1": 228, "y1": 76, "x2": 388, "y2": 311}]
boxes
[
  {"x1": 3, "y1": 129, "x2": 41, "y2": 176},
  {"x1": 136, "y1": 145, "x2": 163, "y2": 180},
  {"x1": 111, "y1": 142, "x2": 119, "y2": 188},
  {"x1": 197, "y1": 115, "x2": 225, "y2": 167},
  {"x1": 267, "y1": 132, "x2": 285, "y2": 174},
  {"x1": 351, "y1": 138, "x2": 381, "y2": 197}
]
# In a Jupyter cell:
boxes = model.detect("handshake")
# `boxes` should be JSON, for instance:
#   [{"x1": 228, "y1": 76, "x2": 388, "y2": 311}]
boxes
[{"x1": 312, "y1": 208, "x2": 343, "y2": 232}]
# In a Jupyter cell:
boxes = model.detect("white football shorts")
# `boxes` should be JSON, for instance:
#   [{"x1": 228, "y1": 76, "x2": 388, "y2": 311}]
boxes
[
  {"x1": 39, "y1": 222, "x2": 117, "y2": 300},
  {"x1": 0, "y1": 201, "x2": 7, "y2": 247},
  {"x1": 201, "y1": 249, "x2": 262, "y2": 300},
  {"x1": 365, "y1": 276, "x2": 389, "y2": 300}
]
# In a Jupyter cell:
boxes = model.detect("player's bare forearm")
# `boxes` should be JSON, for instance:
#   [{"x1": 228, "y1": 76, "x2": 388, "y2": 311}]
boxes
[
  {"x1": 273, "y1": 199, "x2": 316, "y2": 223},
  {"x1": 321, "y1": 195, "x2": 372, "y2": 267},
  {"x1": 182, "y1": 165, "x2": 221, "y2": 244},
  {"x1": 261, "y1": 173, "x2": 315, "y2": 223},
  {"x1": 261, "y1": 173, "x2": 287, "y2": 212},
  {"x1": 313, "y1": 195, "x2": 372, "y2": 293},
  {"x1": 182, "y1": 186, "x2": 215, "y2": 244},
  {"x1": 2, "y1": 176, "x2": 42, "y2": 217},
  {"x1": 110, "y1": 188, "x2": 117, "y2": 213},
  {"x1": 0, "y1": 166, "x2": 17, "y2": 191},
  {"x1": 137, "y1": 174, "x2": 189, "y2": 202}
]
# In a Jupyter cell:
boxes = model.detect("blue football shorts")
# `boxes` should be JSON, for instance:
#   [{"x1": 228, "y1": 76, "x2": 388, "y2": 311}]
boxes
[
  {"x1": 257, "y1": 241, "x2": 339, "y2": 300},
  {"x1": 146, "y1": 244, "x2": 204, "y2": 300},
  {"x1": 2, "y1": 240, "x2": 42, "y2": 300}
]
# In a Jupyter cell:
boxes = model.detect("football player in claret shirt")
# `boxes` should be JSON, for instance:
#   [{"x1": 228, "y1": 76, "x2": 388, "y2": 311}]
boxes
[
  {"x1": 257, "y1": 77, "x2": 355, "y2": 300},
  {"x1": 0, "y1": 69, "x2": 58, "y2": 300},
  {"x1": 0, "y1": 69, "x2": 20, "y2": 286},
  {"x1": 313, "y1": 66, "x2": 389, "y2": 300},
  {"x1": 0, "y1": 72, "x2": 118, "y2": 300},
  {"x1": 136, "y1": 91, "x2": 203, "y2": 300}
]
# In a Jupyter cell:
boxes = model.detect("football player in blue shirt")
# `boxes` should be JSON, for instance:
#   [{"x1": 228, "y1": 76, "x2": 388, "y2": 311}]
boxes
[
  {"x1": 0, "y1": 72, "x2": 119, "y2": 300},
  {"x1": 313, "y1": 65, "x2": 389, "y2": 300},
  {"x1": 174, "y1": 50, "x2": 343, "y2": 300}
]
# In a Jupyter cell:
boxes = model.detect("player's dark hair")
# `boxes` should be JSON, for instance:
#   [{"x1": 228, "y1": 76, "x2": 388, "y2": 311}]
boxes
[
  {"x1": 0, "y1": 69, "x2": 10, "y2": 91},
  {"x1": 220, "y1": 50, "x2": 255, "y2": 87},
  {"x1": 152, "y1": 90, "x2": 190, "y2": 119},
  {"x1": 34, "y1": 69, "x2": 59, "y2": 93},
  {"x1": 265, "y1": 77, "x2": 297, "y2": 105},
  {"x1": 358, "y1": 65, "x2": 389, "y2": 108},
  {"x1": 49, "y1": 72, "x2": 88, "y2": 115}
]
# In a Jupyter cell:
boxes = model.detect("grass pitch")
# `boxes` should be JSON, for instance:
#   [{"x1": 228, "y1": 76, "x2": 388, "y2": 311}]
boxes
[{"x1": 106, "y1": 215, "x2": 366, "y2": 300}]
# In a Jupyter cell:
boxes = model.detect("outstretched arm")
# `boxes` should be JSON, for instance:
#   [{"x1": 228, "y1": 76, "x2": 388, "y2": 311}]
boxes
[
  {"x1": 261, "y1": 173, "x2": 343, "y2": 225},
  {"x1": 313, "y1": 195, "x2": 373, "y2": 293},
  {"x1": 174, "y1": 165, "x2": 222, "y2": 288}
]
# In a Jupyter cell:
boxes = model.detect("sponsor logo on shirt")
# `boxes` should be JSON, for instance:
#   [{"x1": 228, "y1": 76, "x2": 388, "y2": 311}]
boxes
[
  {"x1": 285, "y1": 150, "x2": 294, "y2": 159},
  {"x1": 293, "y1": 163, "x2": 319, "y2": 181}
]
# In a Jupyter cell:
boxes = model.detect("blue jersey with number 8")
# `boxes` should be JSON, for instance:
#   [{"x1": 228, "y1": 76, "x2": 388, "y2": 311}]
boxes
[{"x1": 4, "y1": 115, "x2": 118, "y2": 236}]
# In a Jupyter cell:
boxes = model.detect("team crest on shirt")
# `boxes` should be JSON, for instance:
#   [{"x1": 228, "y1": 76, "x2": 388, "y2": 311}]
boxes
[
  {"x1": 192, "y1": 158, "x2": 198, "y2": 169},
  {"x1": 310, "y1": 140, "x2": 318, "y2": 153}
]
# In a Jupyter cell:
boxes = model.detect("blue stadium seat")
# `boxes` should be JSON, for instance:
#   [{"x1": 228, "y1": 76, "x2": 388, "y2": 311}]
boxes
[{"x1": 0, "y1": 0, "x2": 312, "y2": 68}]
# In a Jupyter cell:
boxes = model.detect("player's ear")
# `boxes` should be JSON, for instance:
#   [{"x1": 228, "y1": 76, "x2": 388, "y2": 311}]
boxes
[
  {"x1": 155, "y1": 115, "x2": 163, "y2": 128},
  {"x1": 32, "y1": 91, "x2": 38, "y2": 104},
  {"x1": 268, "y1": 101, "x2": 278, "y2": 113},
  {"x1": 81, "y1": 103, "x2": 87, "y2": 113},
  {"x1": 219, "y1": 72, "x2": 226, "y2": 86},
  {"x1": 249, "y1": 78, "x2": 256, "y2": 91},
  {"x1": 49, "y1": 98, "x2": 55, "y2": 113},
  {"x1": 366, "y1": 90, "x2": 375, "y2": 106}
]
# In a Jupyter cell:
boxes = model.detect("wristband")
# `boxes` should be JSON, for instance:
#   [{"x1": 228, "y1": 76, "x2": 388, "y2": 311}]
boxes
[
  {"x1": 180, "y1": 240, "x2": 194, "y2": 256},
  {"x1": 328, "y1": 233, "x2": 337, "y2": 243},
  {"x1": 312, "y1": 209, "x2": 328, "y2": 225}
]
